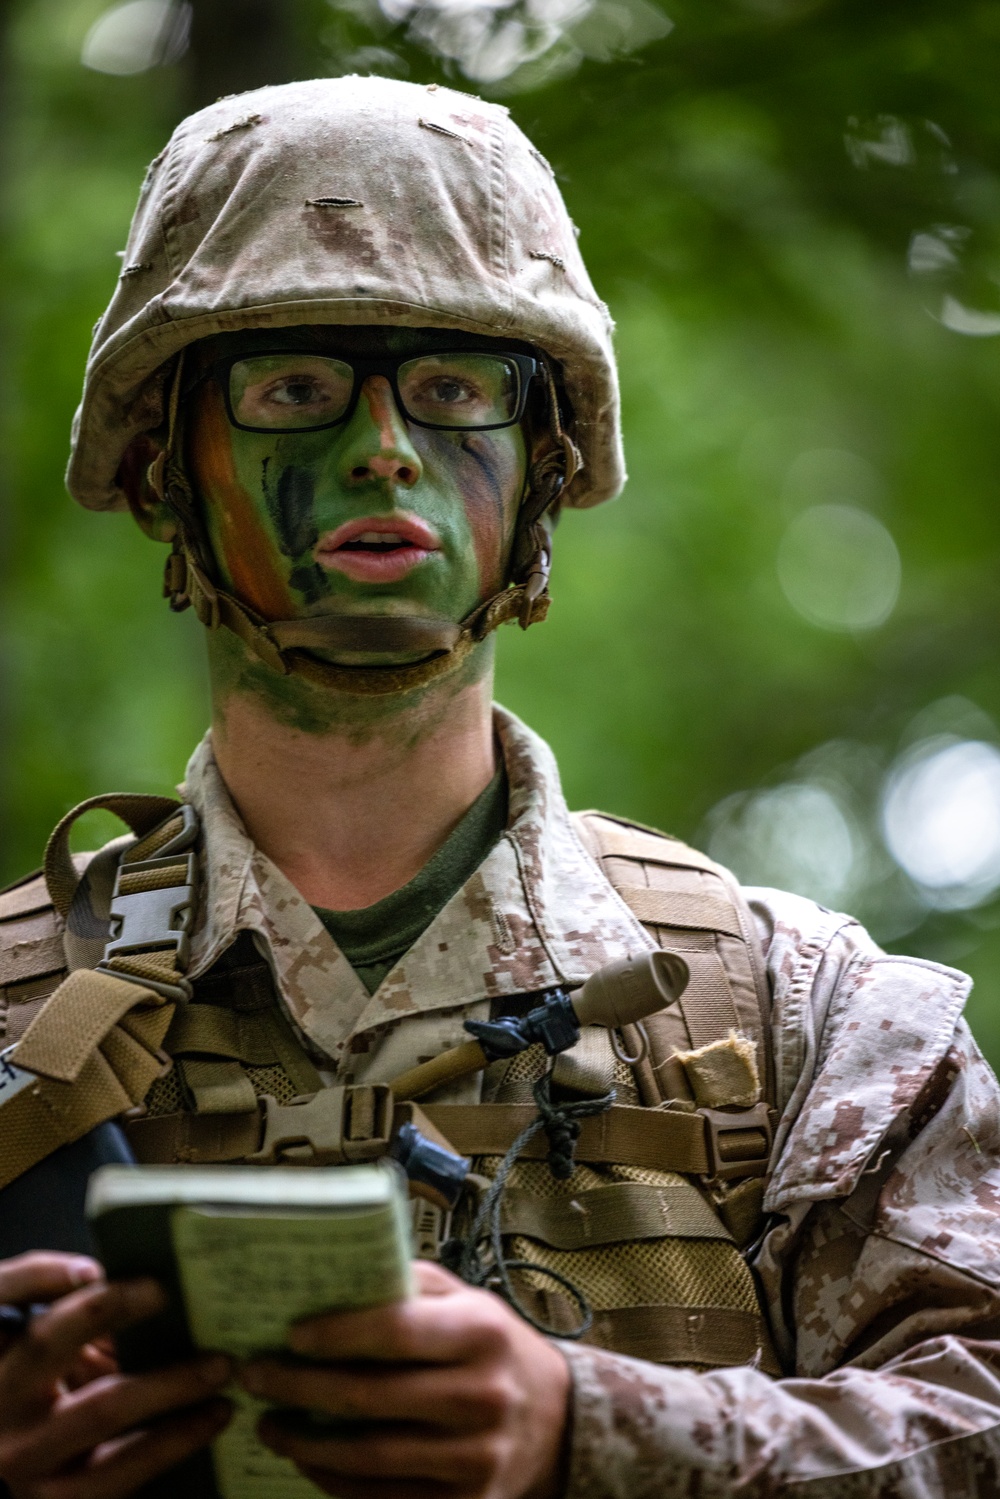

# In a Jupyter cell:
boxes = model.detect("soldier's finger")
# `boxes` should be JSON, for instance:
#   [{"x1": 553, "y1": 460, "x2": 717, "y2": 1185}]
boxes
[
  {"x1": 239, "y1": 1357, "x2": 496, "y2": 1429},
  {"x1": 0, "y1": 1280, "x2": 165, "y2": 1414},
  {"x1": 260, "y1": 1421, "x2": 467, "y2": 1481},
  {"x1": 64, "y1": 1342, "x2": 120, "y2": 1391},
  {"x1": 410, "y1": 1260, "x2": 462, "y2": 1296},
  {"x1": 296, "y1": 1469, "x2": 443, "y2": 1499},
  {"x1": 287, "y1": 1285, "x2": 507, "y2": 1365},
  {"x1": 35, "y1": 1399, "x2": 232, "y2": 1499},
  {"x1": 4, "y1": 1357, "x2": 232, "y2": 1479},
  {"x1": 0, "y1": 1254, "x2": 102, "y2": 1305},
  {"x1": 259, "y1": 1418, "x2": 476, "y2": 1483}
]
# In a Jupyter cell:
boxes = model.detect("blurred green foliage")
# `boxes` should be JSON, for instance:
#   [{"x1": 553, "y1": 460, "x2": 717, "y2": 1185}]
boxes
[{"x1": 4, "y1": 0, "x2": 1000, "y2": 1064}]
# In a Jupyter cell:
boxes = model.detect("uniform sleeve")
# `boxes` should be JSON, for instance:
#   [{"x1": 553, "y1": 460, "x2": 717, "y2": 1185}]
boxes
[{"x1": 556, "y1": 902, "x2": 1000, "y2": 1497}]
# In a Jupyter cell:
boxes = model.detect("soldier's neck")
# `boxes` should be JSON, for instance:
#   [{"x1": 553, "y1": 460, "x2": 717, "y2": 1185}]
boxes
[{"x1": 207, "y1": 646, "x2": 498, "y2": 912}]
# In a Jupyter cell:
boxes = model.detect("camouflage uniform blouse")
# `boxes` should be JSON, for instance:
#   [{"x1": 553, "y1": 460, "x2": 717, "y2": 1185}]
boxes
[{"x1": 179, "y1": 706, "x2": 1000, "y2": 1498}]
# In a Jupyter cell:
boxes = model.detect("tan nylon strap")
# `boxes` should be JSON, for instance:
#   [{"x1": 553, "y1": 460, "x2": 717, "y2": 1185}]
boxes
[
  {"x1": 125, "y1": 1107, "x2": 261, "y2": 1164},
  {"x1": 268, "y1": 614, "x2": 462, "y2": 655},
  {"x1": 161, "y1": 1004, "x2": 323, "y2": 1095},
  {"x1": 0, "y1": 1065, "x2": 127, "y2": 1191},
  {"x1": 577, "y1": 818, "x2": 721, "y2": 875},
  {"x1": 0, "y1": 934, "x2": 66, "y2": 986},
  {"x1": 125, "y1": 1088, "x2": 392, "y2": 1166},
  {"x1": 99, "y1": 1012, "x2": 174, "y2": 1099},
  {"x1": 0, "y1": 797, "x2": 200, "y2": 1190},
  {"x1": 176, "y1": 539, "x2": 547, "y2": 698},
  {"x1": 165, "y1": 1006, "x2": 280, "y2": 1065},
  {"x1": 574, "y1": 810, "x2": 765, "y2": 1069},
  {"x1": 676, "y1": 951, "x2": 742, "y2": 1052},
  {"x1": 615, "y1": 887, "x2": 743, "y2": 939},
  {"x1": 121, "y1": 1101, "x2": 709, "y2": 1172},
  {"x1": 180, "y1": 1057, "x2": 259, "y2": 1115},
  {"x1": 11, "y1": 968, "x2": 169, "y2": 1084},
  {"x1": 0, "y1": 1004, "x2": 176, "y2": 1191},
  {"x1": 422, "y1": 1102, "x2": 712, "y2": 1173},
  {"x1": 116, "y1": 860, "x2": 190, "y2": 896},
  {"x1": 549, "y1": 1026, "x2": 616, "y2": 1098},
  {"x1": 44, "y1": 793, "x2": 183, "y2": 917},
  {"x1": 583, "y1": 1304, "x2": 780, "y2": 1373},
  {"x1": 0, "y1": 873, "x2": 59, "y2": 921},
  {"x1": 500, "y1": 1181, "x2": 732, "y2": 1249},
  {"x1": 261, "y1": 1008, "x2": 326, "y2": 1096}
]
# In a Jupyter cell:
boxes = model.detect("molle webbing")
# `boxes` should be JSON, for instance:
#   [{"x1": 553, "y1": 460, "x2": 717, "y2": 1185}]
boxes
[
  {"x1": 463, "y1": 815, "x2": 779, "y2": 1372},
  {"x1": 0, "y1": 874, "x2": 69, "y2": 1048},
  {"x1": 0, "y1": 799, "x2": 780, "y2": 1374},
  {"x1": 571, "y1": 811, "x2": 773, "y2": 1110},
  {"x1": 0, "y1": 796, "x2": 196, "y2": 1190},
  {"x1": 420, "y1": 1101, "x2": 772, "y2": 1178},
  {"x1": 466, "y1": 1037, "x2": 779, "y2": 1374},
  {"x1": 524, "y1": 1296, "x2": 774, "y2": 1369},
  {"x1": 118, "y1": 1095, "x2": 772, "y2": 1180}
]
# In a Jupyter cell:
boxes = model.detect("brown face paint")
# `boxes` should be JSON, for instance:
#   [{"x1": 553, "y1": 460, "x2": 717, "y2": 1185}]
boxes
[
  {"x1": 186, "y1": 329, "x2": 531, "y2": 715},
  {"x1": 188, "y1": 384, "x2": 296, "y2": 621},
  {"x1": 457, "y1": 432, "x2": 521, "y2": 596}
]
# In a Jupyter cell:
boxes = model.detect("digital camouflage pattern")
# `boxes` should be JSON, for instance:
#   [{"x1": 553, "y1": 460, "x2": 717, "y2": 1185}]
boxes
[
  {"x1": 128, "y1": 708, "x2": 1000, "y2": 1495},
  {"x1": 65, "y1": 76, "x2": 624, "y2": 515},
  {"x1": 180, "y1": 707, "x2": 659, "y2": 1093}
]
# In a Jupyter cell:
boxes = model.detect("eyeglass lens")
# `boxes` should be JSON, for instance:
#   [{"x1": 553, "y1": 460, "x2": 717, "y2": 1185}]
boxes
[{"x1": 228, "y1": 352, "x2": 522, "y2": 432}]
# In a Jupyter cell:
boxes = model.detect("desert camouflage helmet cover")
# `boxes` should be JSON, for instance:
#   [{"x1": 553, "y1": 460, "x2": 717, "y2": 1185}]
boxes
[{"x1": 66, "y1": 74, "x2": 625, "y2": 512}]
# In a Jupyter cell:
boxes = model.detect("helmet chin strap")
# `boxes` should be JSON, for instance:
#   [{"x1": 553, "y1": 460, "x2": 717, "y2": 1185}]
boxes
[{"x1": 149, "y1": 352, "x2": 580, "y2": 698}]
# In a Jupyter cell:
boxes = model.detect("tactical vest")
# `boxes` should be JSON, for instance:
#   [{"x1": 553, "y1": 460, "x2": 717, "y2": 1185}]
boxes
[{"x1": 0, "y1": 797, "x2": 779, "y2": 1374}]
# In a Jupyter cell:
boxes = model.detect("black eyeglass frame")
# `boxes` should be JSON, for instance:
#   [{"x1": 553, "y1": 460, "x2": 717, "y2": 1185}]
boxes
[{"x1": 204, "y1": 349, "x2": 544, "y2": 435}]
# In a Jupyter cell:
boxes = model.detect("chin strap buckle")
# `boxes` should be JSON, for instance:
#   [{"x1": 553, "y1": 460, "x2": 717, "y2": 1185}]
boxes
[{"x1": 163, "y1": 544, "x2": 189, "y2": 611}]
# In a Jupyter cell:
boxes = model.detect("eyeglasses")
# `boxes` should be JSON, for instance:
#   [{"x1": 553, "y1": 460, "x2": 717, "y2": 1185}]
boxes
[{"x1": 215, "y1": 350, "x2": 542, "y2": 434}]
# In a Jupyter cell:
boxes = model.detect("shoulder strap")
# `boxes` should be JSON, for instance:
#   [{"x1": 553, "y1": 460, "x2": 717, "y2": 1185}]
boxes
[
  {"x1": 0, "y1": 796, "x2": 200, "y2": 1190},
  {"x1": 572, "y1": 811, "x2": 775, "y2": 1112}
]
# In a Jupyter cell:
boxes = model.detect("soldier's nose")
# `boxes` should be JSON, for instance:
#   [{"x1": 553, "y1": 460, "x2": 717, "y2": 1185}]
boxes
[{"x1": 343, "y1": 376, "x2": 422, "y2": 488}]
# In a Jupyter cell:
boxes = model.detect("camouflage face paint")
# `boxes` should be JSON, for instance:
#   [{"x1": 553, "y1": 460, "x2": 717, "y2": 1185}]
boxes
[
  {"x1": 186, "y1": 331, "x2": 528, "y2": 647},
  {"x1": 187, "y1": 384, "x2": 297, "y2": 623}
]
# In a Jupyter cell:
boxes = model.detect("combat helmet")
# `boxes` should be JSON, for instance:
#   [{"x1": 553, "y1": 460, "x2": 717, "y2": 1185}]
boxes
[{"x1": 66, "y1": 75, "x2": 626, "y2": 692}]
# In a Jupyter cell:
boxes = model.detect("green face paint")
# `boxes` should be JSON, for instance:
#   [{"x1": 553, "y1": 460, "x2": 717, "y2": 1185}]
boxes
[{"x1": 186, "y1": 327, "x2": 530, "y2": 664}]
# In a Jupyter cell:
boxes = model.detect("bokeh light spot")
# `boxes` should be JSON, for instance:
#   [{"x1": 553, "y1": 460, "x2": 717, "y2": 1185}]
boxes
[
  {"x1": 882, "y1": 738, "x2": 1000, "y2": 908},
  {"x1": 708, "y1": 782, "x2": 858, "y2": 907},
  {"x1": 81, "y1": 0, "x2": 191, "y2": 76},
  {"x1": 777, "y1": 503, "x2": 901, "y2": 631}
]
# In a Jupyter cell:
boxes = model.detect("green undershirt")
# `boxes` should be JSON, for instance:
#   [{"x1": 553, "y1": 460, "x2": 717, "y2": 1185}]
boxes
[{"x1": 313, "y1": 764, "x2": 509, "y2": 994}]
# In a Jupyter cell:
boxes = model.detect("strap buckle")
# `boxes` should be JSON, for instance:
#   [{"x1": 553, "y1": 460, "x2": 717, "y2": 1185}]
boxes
[
  {"x1": 250, "y1": 1084, "x2": 394, "y2": 1165},
  {"x1": 101, "y1": 853, "x2": 198, "y2": 969},
  {"x1": 701, "y1": 1102, "x2": 773, "y2": 1183},
  {"x1": 100, "y1": 806, "x2": 201, "y2": 973}
]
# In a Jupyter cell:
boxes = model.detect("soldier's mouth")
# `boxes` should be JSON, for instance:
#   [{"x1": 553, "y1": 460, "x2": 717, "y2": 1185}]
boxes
[{"x1": 314, "y1": 514, "x2": 441, "y2": 583}]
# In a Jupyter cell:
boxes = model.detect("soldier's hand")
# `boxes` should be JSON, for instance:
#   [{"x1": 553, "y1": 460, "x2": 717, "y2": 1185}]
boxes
[
  {"x1": 240, "y1": 1259, "x2": 571, "y2": 1499},
  {"x1": 0, "y1": 1252, "x2": 232, "y2": 1499}
]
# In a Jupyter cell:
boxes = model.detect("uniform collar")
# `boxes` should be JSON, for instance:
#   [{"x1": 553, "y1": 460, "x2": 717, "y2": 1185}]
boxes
[{"x1": 182, "y1": 706, "x2": 649, "y2": 1067}]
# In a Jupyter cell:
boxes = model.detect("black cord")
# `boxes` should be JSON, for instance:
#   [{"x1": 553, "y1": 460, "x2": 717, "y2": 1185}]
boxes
[{"x1": 443, "y1": 1072, "x2": 615, "y2": 1339}]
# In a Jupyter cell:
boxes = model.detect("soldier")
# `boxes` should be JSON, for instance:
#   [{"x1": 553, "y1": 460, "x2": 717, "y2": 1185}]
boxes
[{"x1": 0, "y1": 74, "x2": 998, "y2": 1499}]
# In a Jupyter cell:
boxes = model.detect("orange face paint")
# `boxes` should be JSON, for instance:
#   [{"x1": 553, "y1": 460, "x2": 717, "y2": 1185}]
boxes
[{"x1": 187, "y1": 384, "x2": 295, "y2": 622}]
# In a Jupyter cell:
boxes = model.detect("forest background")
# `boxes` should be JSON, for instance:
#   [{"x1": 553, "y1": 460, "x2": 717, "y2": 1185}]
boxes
[{"x1": 4, "y1": 0, "x2": 1000, "y2": 1068}]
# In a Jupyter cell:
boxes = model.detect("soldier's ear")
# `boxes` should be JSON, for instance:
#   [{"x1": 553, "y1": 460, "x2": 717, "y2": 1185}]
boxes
[{"x1": 118, "y1": 433, "x2": 178, "y2": 543}]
